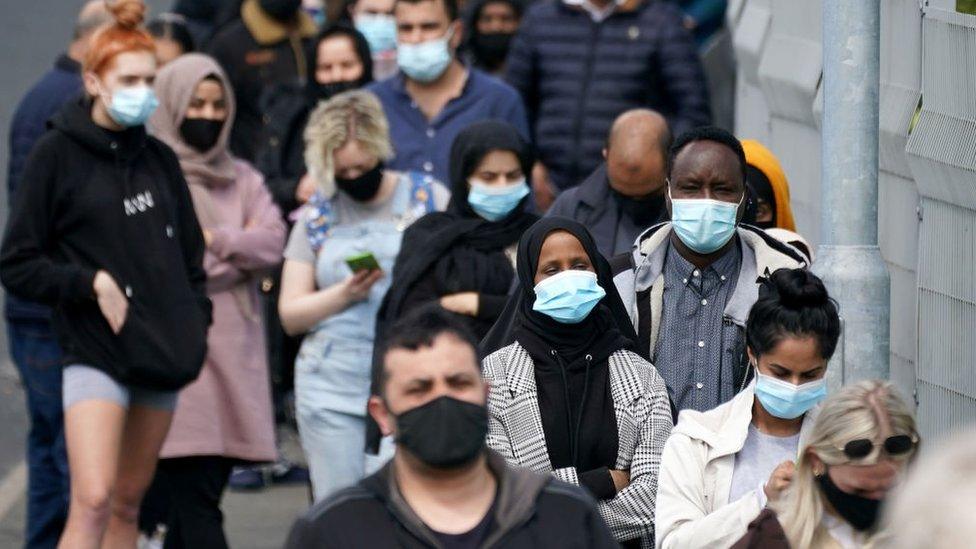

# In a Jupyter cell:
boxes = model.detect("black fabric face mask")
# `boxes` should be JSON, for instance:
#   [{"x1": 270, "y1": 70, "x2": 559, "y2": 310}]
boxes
[
  {"x1": 816, "y1": 469, "x2": 883, "y2": 532},
  {"x1": 179, "y1": 118, "x2": 224, "y2": 152},
  {"x1": 395, "y1": 396, "x2": 489, "y2": 469},
  {"x1": 309, "y1": 79, "x2": 362, "y2": 102},
  {"x1": 754, "y1": 219, "x2": 776, "y2": 230},
  {"x1": 472, "y1": 32, "x2": 515, "y2": 70},
  {"x1": 615, "y1": 189, "x2": 666, "y2": 226},
  {"x1": 259, "y1": 0, "x2": 302, "y2": 21},
  {"x1": 335, "y1": 162, "x2": 384, "y2": 202}
]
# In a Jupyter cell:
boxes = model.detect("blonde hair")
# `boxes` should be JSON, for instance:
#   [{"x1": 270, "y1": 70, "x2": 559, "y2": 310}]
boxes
[
  {"x1": 303, "y1": 90, "x2": 394, "y2": 198},
  {"x1": 772, "y1": 380, "x2": 918, "y2": 549},
  {"x1": 877, "y1": 428, "x2": 976, "y2": 549}
]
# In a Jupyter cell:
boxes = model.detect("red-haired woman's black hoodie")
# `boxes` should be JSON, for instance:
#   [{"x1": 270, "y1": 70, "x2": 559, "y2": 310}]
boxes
[{"x1": 0, "y1": 98, "x2": 211, "y2": 390}]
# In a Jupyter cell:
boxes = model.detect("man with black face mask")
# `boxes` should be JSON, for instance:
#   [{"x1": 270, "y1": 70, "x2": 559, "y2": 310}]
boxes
[
  {"x1": 209, "y1": 0, "x2": 318, "y2": 161},
  {"x1": 285, "y1": 305, "x2": 617, "y2": 549},
  {"x1": 548, "y1": 109, "x2": 672, "y2": 258},
  {"x1": 463, "y1": 0, "x2": 522, "y2": 76}
]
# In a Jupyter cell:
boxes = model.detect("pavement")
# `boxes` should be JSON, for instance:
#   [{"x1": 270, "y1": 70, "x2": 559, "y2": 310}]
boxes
[
  {"x1": 0, "y1": 476, "x2": 310, "y2": 549},
  {"x1": 0, "y1": 360, "x2": 28, "y2": 547},
  {"x1": 0, "y1": 358, "x2": 312, "y2": 549}
]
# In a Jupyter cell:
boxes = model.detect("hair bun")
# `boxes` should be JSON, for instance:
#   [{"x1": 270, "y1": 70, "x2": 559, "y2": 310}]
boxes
[
  {"x1": 762, "y1": 268, "x2": 830, "y2": 309},
  {"x1": 108, "y1": 0, "x2": 146, "y2": 29}
]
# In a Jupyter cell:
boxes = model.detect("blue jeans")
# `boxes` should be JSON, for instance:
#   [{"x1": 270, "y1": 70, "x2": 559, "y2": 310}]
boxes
[
  {"x1": 8, "y1": 320, "x2": 69, "y2": 549},
  {"x1": 296, "y1": 407, "x2": 394, "y2": 502}
]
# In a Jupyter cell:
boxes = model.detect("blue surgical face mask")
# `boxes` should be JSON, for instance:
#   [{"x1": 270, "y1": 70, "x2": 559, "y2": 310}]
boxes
[
  {"x1": 397, "y1": 28, "x2": 454, "y2": 83},
  {"x1": 532, "y1": 270, "x2": 606, "y2": 324},
  {"x1": 356, "y1": 13, "x2": 397, "y2": 52},
  {"x1": 467, "y1": 179, "x2": 529, "y2": 221},
  {"x1": 668, "y1": 186, "x2": 742, "y2": 254},
  {"x1": 104, "y1": 85, "x2": 159, "y2": 128},
  {"x1": 754, "y1": 371, "x2": 827, "y2": 420}
]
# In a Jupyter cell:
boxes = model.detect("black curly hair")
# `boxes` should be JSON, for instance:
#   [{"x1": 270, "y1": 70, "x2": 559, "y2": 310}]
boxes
[
  {"x1": 746, "y1": 268, "x2": 842, "y2": 360},
  {"x1": 668, "y1": 125, "x2": 747, "y2": 184}
]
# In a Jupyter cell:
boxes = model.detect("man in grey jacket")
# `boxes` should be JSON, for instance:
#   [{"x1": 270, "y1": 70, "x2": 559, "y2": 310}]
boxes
[
  {"x1": 614, "y1": 127, "x2": 807, "y2": 414},
  {"x1": 548, "y1": 109, "x2": 671, "y2": 258}
]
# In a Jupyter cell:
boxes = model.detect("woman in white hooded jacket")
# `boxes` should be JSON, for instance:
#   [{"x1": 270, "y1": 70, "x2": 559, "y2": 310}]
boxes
[{"x1": 655, "y1": 268, "x2": 841, "y2": 549}]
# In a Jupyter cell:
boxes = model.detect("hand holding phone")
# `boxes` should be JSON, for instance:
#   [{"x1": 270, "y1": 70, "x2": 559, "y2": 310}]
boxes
[{"x1": 343, "y1": 269, "x2": 384, "y2": 303}]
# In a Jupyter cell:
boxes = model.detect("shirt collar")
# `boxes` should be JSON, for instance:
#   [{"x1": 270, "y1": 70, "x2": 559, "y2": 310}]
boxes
[
  {"x1": 391, "y1": 66, "x2": 474, "y2": 103},
  {"x1": 241, "y1": 0, "x2": 318, "y2": 45},
  {"x1": 664, "y1": 236, "x2": 741, "y2": 281}
]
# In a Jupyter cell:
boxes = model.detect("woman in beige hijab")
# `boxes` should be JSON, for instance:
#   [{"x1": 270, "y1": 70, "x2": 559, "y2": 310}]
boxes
[{"x1": 149, "y1": 52, "x2": 286, "y2": 548}]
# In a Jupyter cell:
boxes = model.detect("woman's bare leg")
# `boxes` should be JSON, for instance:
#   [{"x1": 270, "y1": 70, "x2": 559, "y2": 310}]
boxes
[
  {"x1": 58, "y1": 400, "x2": 126, "y2": 549},
  {"x1": 101, "y1": 404, "x2": 173, "y2": 549}
]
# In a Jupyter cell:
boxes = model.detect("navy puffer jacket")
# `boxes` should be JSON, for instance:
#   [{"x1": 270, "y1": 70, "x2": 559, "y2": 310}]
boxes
[{"x1": 505, "y1": 0, "x2": 711, "y2": 191}]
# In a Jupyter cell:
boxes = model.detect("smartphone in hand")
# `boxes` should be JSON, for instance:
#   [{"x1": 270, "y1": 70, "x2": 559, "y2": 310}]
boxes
[{"x1": 345, "y1": 252, "x2": 381, "y2": 273}]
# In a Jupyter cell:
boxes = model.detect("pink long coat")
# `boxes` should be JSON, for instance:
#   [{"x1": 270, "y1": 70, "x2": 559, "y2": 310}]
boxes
[{"x1": 160, "y1": 160, "x2": 285, "y2": 462}]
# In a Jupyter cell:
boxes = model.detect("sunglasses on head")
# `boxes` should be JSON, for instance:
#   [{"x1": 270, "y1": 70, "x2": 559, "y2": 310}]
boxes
[{"x1": 838, "y1": 433, "x2": 918, "y2": 461}]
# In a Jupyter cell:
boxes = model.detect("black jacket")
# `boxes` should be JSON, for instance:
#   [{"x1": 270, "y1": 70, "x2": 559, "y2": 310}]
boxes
[
  {"x1": 254, "y1": 84, "x2": 309, "y2": 216},
  {"x1": 208, "y1": 0, "x2": 317, "y2": 161},
  {"x1": 0, "y1": 99, "x2": 211, "y2": 390},
  {"x1": 547, "y1": 164, "x2": 668, "y2": 258},
  {"x1": 285, "y1": 451, "x2": 620, "y2": 549}
]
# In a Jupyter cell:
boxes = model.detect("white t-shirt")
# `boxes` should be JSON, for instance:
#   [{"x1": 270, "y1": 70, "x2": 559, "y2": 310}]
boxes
[{"x1": 728, "y1": 423, "x2": 801, "y2": 505}]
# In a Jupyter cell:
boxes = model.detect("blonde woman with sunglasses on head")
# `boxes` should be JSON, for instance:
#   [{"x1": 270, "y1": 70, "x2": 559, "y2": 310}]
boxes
[{"x1": 733, "y1": 380, "x2": 919, "y2": 549}]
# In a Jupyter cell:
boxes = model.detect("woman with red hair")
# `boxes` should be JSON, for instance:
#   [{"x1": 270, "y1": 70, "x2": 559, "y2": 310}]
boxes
[{"x1": 0, "y1": 2, "x2": 211, "y2": 547}]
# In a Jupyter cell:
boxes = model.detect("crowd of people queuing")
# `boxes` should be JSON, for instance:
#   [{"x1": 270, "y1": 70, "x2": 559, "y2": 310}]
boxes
[{"x1": 0, "y1": 0, "x2": 965, "y2": 548}]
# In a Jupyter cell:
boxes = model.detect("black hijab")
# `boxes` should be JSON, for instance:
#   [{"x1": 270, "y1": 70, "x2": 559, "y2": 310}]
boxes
[
  {"x1": 367, "y1": 122, "x2": 539, "y2": 455},
  {"x1": 444, "y1": 119, "x2": 537, "y2": 242},
  {"x1": 481, "y1": 217, "x2": 641, "y2": 362},
  {"x1": 378, "y1": 121, "x2": 538, "y2": 332},
  {"x1": 305, "y1": 24, "x2": 374, "y2": 104},
  {"x1": 489, "y1": 218, "x2": 636, "y2": 477}
]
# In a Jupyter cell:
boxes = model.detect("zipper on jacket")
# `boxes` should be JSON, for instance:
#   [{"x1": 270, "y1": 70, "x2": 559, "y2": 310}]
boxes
[
  {"x1": 573, "y1": 354, "x2": 594, "y2": 470},
  {"x1": 553, "y1": 350, "x2": 594, "y2": 470},
  {"x1": 569, "y1": 19, "x2": 602, "y2": 185}
]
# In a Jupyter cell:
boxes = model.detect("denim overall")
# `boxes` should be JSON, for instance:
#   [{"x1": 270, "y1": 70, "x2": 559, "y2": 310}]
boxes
[{"x1": 295, "y1": 175, "x2": 430, "y2": 501}]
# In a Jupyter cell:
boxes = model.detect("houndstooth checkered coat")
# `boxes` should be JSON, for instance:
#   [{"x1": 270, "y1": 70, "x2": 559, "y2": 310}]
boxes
[{"x1": 483, "y1": 342, "x2": 673, "y2": 548}]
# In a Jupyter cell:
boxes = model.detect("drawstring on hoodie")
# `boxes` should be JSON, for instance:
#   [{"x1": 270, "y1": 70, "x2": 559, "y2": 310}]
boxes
[
  {"x1": 552, "y1": 350, "x2": 595, "y2": 470},
  {"x1": 573, "y1": 354, "x2": 593, "y2": 471}
]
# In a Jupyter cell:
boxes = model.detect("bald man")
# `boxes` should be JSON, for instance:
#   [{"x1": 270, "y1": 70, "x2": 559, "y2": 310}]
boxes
[
  {"x1": 547, "y1": 109, "x2": 672, "y2": 257},
  {"x1": 5, "y1": 2, "x2": 110, "y2": 546}
]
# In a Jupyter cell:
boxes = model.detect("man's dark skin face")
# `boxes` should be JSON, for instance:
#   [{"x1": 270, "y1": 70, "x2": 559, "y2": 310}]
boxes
[{"x1": 666, "y1": 140, "x2": 747, "y2": 269}]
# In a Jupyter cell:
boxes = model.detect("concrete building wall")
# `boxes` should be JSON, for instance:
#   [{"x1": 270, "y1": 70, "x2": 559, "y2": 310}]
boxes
[
  {"x1": 906, "y1": 6, "x2": 976, "y2": 437},
  {"x1": 731, "y1": 0, "x2": 976, "y2": 439}
]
